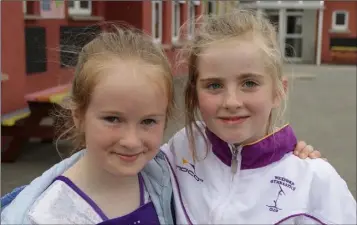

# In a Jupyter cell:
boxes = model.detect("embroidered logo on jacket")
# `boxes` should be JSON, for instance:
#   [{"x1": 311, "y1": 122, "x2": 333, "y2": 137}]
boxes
[
  {"x1": 176, "y1": 158, "x2": 203, "y2": 182},
  {"x1": 266, "y1": 176, "x2": 296, "y2": 212},
  {"x1": 271, "y1": 176, "x2": 296, "y2": 191},
  {"x1": 266, "y1": 184, "x2": 285, "y2": 212}
]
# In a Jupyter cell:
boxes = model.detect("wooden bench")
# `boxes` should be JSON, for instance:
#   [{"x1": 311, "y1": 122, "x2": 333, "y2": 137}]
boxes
[
  {"x1": 331, "y1": 46, "x2": 357, "y2": 64},
  {"x1": 1, "y1": 84, "x2": 70, "y2": 162}
]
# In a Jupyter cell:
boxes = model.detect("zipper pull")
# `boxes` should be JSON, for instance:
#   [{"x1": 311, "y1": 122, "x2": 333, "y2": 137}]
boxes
[{"x1": 231, "y1": 146, "x2": 239, "y2": 174}]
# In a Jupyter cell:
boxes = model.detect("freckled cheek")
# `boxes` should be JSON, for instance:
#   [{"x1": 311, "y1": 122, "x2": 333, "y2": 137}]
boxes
[
  {"x1": 143, "y1": 126, "x2": 165, "y2": 153},
  {"x1": 247, "y1": 97, "x2": 274, "y2": 117},
  {"x1": 87, "y1": 128, "x2": 119, "y2": 150},
  {"x1": 197, "y1": 91, "x2": 220, "y2": 117}
]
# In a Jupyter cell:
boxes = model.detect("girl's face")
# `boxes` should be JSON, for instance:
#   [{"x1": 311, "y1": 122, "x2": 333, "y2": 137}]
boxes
[
  {"x1": 76, "y1": 59, "x2": 168, "y2": 177},
  {"x1": 196, "y1": 39, "x2": 281, "y2": 145}
]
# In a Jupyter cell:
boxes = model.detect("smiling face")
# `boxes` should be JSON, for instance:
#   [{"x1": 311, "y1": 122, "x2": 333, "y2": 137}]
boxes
[
  {"x1": 76, "y1": 59, "x2": 168, "y2": 177},
  {"x1": 197, "y1": 39, "x2": 281, "y2": 145}
]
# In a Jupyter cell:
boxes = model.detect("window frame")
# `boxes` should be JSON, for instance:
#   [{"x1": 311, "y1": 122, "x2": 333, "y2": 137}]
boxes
[
  {"x1": 332, "y1": 10, "x2": 349, "y2": 31},
  {"x1": 23, "y1": 1, "x2": 27, "y2": 14},
  {"x1": 172, "y1": 0, "x2": 181, "y2": 43},
  {"x1": 152, "y1": 0, "x2": 163, "y2": 43},
  {"x1": 68, "y1": 0, "x2": 92, "y2": 16},
  {"x1": 187, "y1": 0, "x2": 195, "y2": 40},
  {"x1": 206, "y1": 0, "x2": 217, "y2": 15}
]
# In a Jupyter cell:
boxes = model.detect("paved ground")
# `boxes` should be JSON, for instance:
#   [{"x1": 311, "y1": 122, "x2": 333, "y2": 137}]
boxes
[{"x1": 1, "y1": 64, "x2": 356, "y2": 199}]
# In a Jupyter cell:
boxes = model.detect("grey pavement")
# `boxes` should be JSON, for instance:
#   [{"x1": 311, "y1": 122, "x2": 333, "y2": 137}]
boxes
[{"x1": 1, "y1": 64, "x2": 356, "y2": 199}]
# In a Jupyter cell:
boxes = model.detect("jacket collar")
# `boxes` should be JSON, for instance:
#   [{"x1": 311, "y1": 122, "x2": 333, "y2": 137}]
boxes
[{"x1": 205, "y1": 124, "x2": 297, "y2": 170}]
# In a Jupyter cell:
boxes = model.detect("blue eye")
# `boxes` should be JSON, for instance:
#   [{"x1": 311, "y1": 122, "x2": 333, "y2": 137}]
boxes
[
  {"x1": 103, "y1": 116, "x2": 121, "y2": 123},
  {"x1": 142, "y1": 119, "x2": 157, "y2": 126},
  {"x1": 243, "y1": 80, "x2": 258, "y2": 88},
  {"x1": 207, "y1": 83, "x2": 223, "y2": 90}
]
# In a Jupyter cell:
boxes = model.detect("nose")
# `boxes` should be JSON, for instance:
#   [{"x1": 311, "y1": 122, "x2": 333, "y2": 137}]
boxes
[
  {"x1": 222, "y1": 88, "x2": 243, "y2": 111},
  {"x1": 119, "y1": 127, "x2": 142, "y2": 150}
]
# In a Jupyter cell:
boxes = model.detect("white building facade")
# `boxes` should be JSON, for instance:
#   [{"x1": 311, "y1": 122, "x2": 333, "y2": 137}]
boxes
[{"x1": 239, "y1": 0, "x2": 325, "y2": 65}]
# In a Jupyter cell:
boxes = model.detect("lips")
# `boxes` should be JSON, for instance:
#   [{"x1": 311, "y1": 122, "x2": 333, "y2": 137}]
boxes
[
  {"x1": 218, "y1": 116, "x2": 249, "y2": 124},
  {"x1": 113, "y1": 152, "x2": 143, "y2": 162}
]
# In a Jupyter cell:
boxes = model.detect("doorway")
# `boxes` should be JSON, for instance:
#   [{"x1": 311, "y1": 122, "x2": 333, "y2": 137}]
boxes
[
  {"x1": 284, "y1": 9, "x2": 304, "y2": 61},
  {"x1": 263, "y1": 8, "x2": 304, "y2": 62}
]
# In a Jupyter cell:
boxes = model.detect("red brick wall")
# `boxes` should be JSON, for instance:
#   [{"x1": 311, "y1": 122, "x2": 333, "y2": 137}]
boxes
[
  {"x1": 1, "y1": 1, "x2": 27, "y2": 114},
  {"x1": 105, "y1": 1, "x2": 143, "y2": 29},
  {"x1": 1, "y1": 1, "x2": 204, "y2": 114},
  {"x1": 1, "y1": 1, "x2": 105, "y2": 114},
  {"x1": 321, "y1": 1, "x2": 357, "y2": 64}
]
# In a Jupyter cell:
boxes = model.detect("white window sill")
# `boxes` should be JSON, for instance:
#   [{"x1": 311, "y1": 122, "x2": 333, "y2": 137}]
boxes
[
  {"x1": 172, "y1": 37, "x2": 180, "y2": 43},
  {"x1": 329, "y1": 28, "x2": 350, "y2": 34},
  {"x1": 68, "y1": 9, "x2": 92, "y2": 16},
  {"x1": 69, "y1": 15, "x2": 103, "y2": 21},
  {"x1": 1, "y1": 73, "x2": 9, "y2": 82},
  {"x1": 24, "y1": 15, "x2": 44, "y2": 20},
  {"x1": 153, "y1": 39, "x2": 162, "y2": 45}
]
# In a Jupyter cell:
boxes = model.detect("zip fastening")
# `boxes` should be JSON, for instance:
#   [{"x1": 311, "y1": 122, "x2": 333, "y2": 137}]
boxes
[
  {"x1": 209, "y1": 144, "x2": 242, "y2": 223},
  {"x1": 230, "y1": 144, "x2": 242, "y2": 181}
]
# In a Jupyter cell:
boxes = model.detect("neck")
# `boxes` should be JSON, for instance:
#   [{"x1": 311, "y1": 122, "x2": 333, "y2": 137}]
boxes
[{"x1": 64, "y1": 152, "x2": 139, "y2": 193}]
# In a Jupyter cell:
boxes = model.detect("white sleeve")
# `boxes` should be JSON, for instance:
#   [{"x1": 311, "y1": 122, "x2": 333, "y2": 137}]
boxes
[
  {"x1": 308, "y1": 159, "x2": 356, "y2": 224},
  {"x1": 160, "y1": 135, "x2": 178, "y2": 167},
  {"x1": 160, "y1": 142, "x2": 170, "y2": 155},
  {"x1": 160, "y1": 127, "x2": 188, "y2": 164}
]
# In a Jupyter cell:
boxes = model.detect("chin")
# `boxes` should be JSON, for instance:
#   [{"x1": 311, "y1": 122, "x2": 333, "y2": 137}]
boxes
[
  {"x1": 216, "y1": 131, "x2": 249, "y2": 145},
  {"x1": 110, "y1": 166, "x2": 143, "y2": 177},
  {"x1": 106, "y1": 160, "x2": 145, "y2": 177}
]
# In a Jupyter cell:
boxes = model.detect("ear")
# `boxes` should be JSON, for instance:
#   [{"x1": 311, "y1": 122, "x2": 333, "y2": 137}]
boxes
[
  {"x1": 71, "y1": 109, "x2": 81, "y2": 129},
  {"x1": 273, "y1": 76, "x2": 288, "y2": 108},
  {"x1": 282, "y1": 76, "x2": 288, "y2": 95}
]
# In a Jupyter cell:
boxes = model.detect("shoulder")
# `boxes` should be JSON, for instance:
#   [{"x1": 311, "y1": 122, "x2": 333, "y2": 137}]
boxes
[
  {"x1": 271, "y1": 154, "x2": 348, "y2": 194},
  {"x1": 281, "y1": 155, "x2": 356, "y2": 223},
  {"x1": 142, "y1": 151, "x2": 171, "y2": 183},
  {"x1": 1, "y1": 151, "x2": 86, "y2": 224},
  {"x1": 280, "y1": 154, "x2": 343, "y2": 183},
  {"x1": 26, "y1": 179, "x2": 102, "y2": 224},
  {"x1": 161, "y1": 121, "x2": 207, "y2": 156},
  {"x1": 305, "y1": 159, "x2": 356, "y2": 223},
  {"x1": 284, "y1": 155, "x2": 343, "y2": 182},
  {"x1": 300, "y1": 158, "x2": 351, "y2": 195}
]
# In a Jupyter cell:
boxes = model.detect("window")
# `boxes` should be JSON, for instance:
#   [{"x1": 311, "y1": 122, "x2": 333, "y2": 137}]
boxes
[
  {"x1": 187, "y1": 0, "x2": 195, "y2": 39},
  {"x1": 25, "y1": 27, "x2": 47, "y2": 74},
  {"x1": 23, "y1": 1, "x2": 35, "y2": 15},
  {"x1": 23, "y1": 1, "x2": 27, "y2": 14},
  {"x1": 192, "y1": 0, "x2": 200, "y2": 6},
  {"x1": 172, "y1": 0, "x2": 181, "y2": 43},
  {"x1": 41, "y1": 0, "x2": 51, "y2": 11},
  {"x1": 60, "y1": 26, "x2": 101, "y2": 67},
  {"x1": 332, "y1": 11, "x2": 349, "y2": 31},
  {"x1": 68, "y1": 0, "x2": 91, "y2": 16},
  {"x1": 206, "y1": 0, "x2": 217, "y2": 15},
  {"x1": 152, "y1": 1, "x2": 163, "y2": 43}
]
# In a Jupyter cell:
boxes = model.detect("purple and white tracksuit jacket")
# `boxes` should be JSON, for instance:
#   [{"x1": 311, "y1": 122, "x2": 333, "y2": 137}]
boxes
[{"x1": 161, "y1": 123, "x2": 356, "y2": 224}]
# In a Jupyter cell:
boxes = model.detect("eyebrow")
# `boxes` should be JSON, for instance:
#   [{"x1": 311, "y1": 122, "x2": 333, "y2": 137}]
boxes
[
  {"x1": 238, "y1": 73, "x2": 265, "y2": 80},
  {"x1": 199, "y1": 73, "x2": 265, "y2": 82},
  {"x1": 198, "y1": 77, "x2": 222, "y2": 83},
  {"x1": 143, "y1": 114, "x2": 166, "y2": 118},
  {"x1": 101, "y1": 111, "x2": 166, "y2": 118}
]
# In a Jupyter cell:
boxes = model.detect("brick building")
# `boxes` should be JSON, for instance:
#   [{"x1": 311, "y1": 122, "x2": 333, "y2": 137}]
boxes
[
  {"x1": 1, "y1": 0, "x2": 204, "y2": 115},
  {"x1": 320, "y1": 0, "x2": 357, "y2": 64},
  {"x1": 239, "y1": 0, "x2": 357, "y2": 65},
  {"x1": 240, "y1": 0, "x2": 325, "y2": 65},
  {"x1": 4, "y1": 0, "x2": 354, "y2": 116}
]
